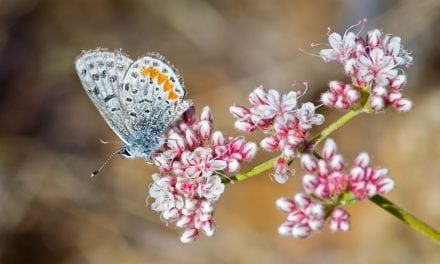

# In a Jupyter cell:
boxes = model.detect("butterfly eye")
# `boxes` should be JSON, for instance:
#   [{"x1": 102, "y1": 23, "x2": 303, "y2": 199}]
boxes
[{"x1": 119, "y1": 146, "x2": 133, "y2": 158}]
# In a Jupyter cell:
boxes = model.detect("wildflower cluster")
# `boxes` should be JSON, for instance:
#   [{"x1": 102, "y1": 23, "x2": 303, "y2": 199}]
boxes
[
  {"x1": 142, "y1": 21, "x2": 427, "y2": 244},
  {"x1": 276, "y1": 138, "x2": 395, "y2": 238},
  {"x1": 230, "y1": 86, "x2": 324, "y2": 183},
  {"x1": 149, "y1": 106, "x2": 257, "y2": 243},
  {"x1": 318, "y1": 19, "x2": 413, "y2": 112}
]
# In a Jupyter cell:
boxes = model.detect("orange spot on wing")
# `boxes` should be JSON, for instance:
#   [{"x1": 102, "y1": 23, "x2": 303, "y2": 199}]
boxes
[
  {"x1": 149, "y1": 67, "x2": 159, "y2": 78},
  {"x1": 167, "y1": 91, "x2": 179, "y2": 100},
  {"x1": 139, "y1": 66, "x2": 179, "y2": 98},
  {"x1": 157, "y1": 73, "x2": 167, "y2": 85},
  {"x1": 140, "y1": 66, "x2": 150, "y2": 77},
  {"x1": 163, "y1": 80, "x2": 174, "y2": 92}
]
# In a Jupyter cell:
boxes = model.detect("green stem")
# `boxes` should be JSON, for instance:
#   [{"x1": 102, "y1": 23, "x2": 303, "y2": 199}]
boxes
[
  {"x1": 310, "y1": 108, "x2": 363, "y2": 146},
  {"x1": 222, "y1": 156, "x2": 280, "y2": 183},
  {"x1": 370, "y1": 195, "x2": 440, "y2": 244},
  {"x1": 226, "y1": 108, "x2": 364, "y2": 184},
  {"x1": 223, "y1": 91, "x2": 440, "y2": 244}
]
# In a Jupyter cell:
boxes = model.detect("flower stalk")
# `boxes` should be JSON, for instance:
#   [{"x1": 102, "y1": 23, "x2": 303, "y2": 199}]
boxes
[
  {"x1": 227, "y1": 104, "x2": 440, "y2": 245},
  {"x1": 223, "y1": 156, "x2": 282, "y2": 183},
  {"x1": 370, "y1": 195, "x2": 440, "y2": 244}
]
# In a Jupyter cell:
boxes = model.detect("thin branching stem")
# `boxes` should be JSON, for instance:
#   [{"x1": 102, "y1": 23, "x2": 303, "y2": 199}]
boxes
[
  {"x1": 370, "y1": 195, "x2": 440, "y2": 244},
  {"x1": 224, "y1": 98, "x2": 440, "y2": 244}
]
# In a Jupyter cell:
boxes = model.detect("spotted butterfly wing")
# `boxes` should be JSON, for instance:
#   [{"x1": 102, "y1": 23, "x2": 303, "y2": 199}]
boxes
[
  {"x1": 119, "y1": 53, "x2": 191, "y2": 158},
  {"x1": 75, "y1": 49, "x2": 191, "y2": 161},
  {"x1": 75, "y1": 49, "x2": 133, "y2": 144}
]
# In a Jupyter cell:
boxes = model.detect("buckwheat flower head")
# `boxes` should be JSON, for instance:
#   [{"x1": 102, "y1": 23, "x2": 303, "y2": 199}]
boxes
[
  {"x1": 277, "y1": 138, "x2": 395, "y2": 239},
  {"x1": 348, "y1": 152, "x2": 395, "y2": 200},
  {"x1": 276, "y1": 193, "x2": 325, "y2": 238},
  {"x1": 301, "y1": 138, "x2": 347, "y2": 199},
  {"x1": 316, "y1": 20, "x2": 413, "y2": 112},
  {"x1": 148, "y1": 106, "x2": 257, "y2": 243},
  {"x1": 231, "y1": 85, "x2": 324, "y2": 160},
  {"x1": 321, "y1": 81, "x2": 361, "y2": 110}
]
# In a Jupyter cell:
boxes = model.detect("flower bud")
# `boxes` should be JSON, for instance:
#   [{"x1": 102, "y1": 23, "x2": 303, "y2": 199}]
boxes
[
  {"x1": 200, "y1": 106, "x2": 213, "y2": 122},
  {"x1": 249, "y1": 86, "x2": 268, "y2": 105},
  {"x1": 322, "y1": 138, "x2": 337, "y2": 160},
  {"x1": 230, "y1": 105, "x2": 250, "y2": 119},
  {"x1": 180, "y1": 228, "x2": 199, "y2": 243}
]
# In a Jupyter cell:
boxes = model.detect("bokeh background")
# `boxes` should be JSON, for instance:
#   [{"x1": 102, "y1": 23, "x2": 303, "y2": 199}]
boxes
[{"x1": 0, "y1": 0, "x2": 439, "y2": 263}]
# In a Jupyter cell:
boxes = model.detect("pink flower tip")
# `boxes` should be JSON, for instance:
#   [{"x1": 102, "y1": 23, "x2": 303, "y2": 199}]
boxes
[
  {"x1": 292, "y1": 224, "x2": 311, "y2": 239},
  {"x1": 322, "y1": 138, "x2": 337, "y2": 160},
  {"x1": 242, "y1": 142, "x2": 258, "y2": 161},
  {"x1": 278, "y1": 222, "x2": 293, "y2": 236},
  {"x1": 354, "y1": 152, "x2": 370, "y2": 168},
  {"x1": 301, "y1": 154, "x2": 317, "y2": 172},
  {"x1": 394, "y1": 98, "x2": 412, "y2": 112},
  {"x1": 276, "y1": 197, "x2": 296, "y2": 213},
  {"x1": 329, "y1": 208, "x2": 350, "y2": 232},
  {"x1": 180, "y1": 228, "x2": 199, "y2": 243}
]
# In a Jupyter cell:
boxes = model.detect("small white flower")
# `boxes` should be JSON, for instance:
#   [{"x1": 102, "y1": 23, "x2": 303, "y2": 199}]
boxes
[
  {"x1": 255, "y1": 89, "x2": 297, "y2": 119},
  {"x1": 319, "y1": 31, "x2": 357, "y2": 63},
  {"x1": 296, "y1": 102, "x2": 324, "y2": 130},
  {"x1": 358, "y1": 48, "x2": 398, "y2": 86}
]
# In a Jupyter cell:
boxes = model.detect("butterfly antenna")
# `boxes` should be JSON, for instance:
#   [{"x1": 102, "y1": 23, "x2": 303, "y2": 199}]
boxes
[
  {"x1": 100, "y1": 139, "x2": 120, "y2": 144},
  {"x1": 91, "y1": 148, "x2": 121, "y2": 177}
]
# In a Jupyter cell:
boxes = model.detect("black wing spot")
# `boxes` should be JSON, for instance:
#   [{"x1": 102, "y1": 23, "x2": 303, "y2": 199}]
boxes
[
  {"x1": 97, "y1": 61, "x2": 104, "y2": 67},
  {"x1": 116, "y1": 65, "x2": 124, "y2": 71},
  {"x1": 130, "y1": 112, "x2": 137, "y2": 117},
  {"x1": 132, "y1": 89, "x2": 138, "y2": 94},
  {"x1": 92, "y1": 73, "x2": 99, "y2": 81},
  {"x1": 106, "y1": 61, "x2": 114, "y2": 68},
  {"x1": 89, "y1": 63, "x2": 94, "y2": 69},
  {"x1": 162, "y1": 68, "x2": 168, "y2": 73},
  {"x1": 139, "y1": 98, "x2": 153, "y2": 104},
  {"x1": 133, "y1": 63, "x2": 139, "y2": 68},
  {"x1": 157, "y1": 96, "x2": 162, "y2": 100},
  {"x1": 145, "y1": 109, "x2": 150, "y2": 113},
  {"x1": 93, "y1": 86, "x2": 99, "y2": 95},
  {"x1": 152, "y1": 61, "x2": 159, "y2": 66},
  {"x1": 126, "y1": 98, "x2": 133, "y2": 102},
  {"x1": 124, "y1": 83, "x2": 130, "y2": 91},
  {"x1": 140, "y1": 79, "x2": 145, "y2": 83},
  {"x1": 109, "y1": 76, "x2": 117, "y2": 82},
  {"x1": 81, "y1": 69, "x2": 87, "y2": 76},
  {"x1": 100, "y1": 70, "x2": 107, "y2": 78},
  {"x1": 104, "y1": 94, "x2": 116, "y2": 102},
  {"x1": 111, "y1": 107, "x2": 120, "y2": 112},
  {"x1": 155, "y1": 87, "x2": 159, "y2": 91}
]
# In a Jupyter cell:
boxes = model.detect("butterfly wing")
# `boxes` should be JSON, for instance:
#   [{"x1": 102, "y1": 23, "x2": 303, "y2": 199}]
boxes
[
  {"x1": 120, "y1": 53, "x2": 191, "y2": 144},
  {"x1": 75, "y1": 49, "x2": 134, "y2": 144}
]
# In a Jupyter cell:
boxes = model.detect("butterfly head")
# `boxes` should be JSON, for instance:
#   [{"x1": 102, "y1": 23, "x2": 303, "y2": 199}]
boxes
[{"x1": 118, "y1": 138, "x2": 164, "y2": 161}]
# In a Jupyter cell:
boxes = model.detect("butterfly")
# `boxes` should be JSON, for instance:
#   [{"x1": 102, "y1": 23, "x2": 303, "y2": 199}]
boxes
[{"x1": 75, "y1": 49, "x2": 192, "y2": 175}]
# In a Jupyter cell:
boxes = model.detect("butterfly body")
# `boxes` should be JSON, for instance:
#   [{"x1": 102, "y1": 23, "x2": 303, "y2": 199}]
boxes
[{"x1": 75, "y1": 49, "x2": 191, "y2": 161}]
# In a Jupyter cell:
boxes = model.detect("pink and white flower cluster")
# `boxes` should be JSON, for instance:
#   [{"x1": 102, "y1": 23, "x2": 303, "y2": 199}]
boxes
[
  {"x1": 230, "y1": 86, "x2": 324, "y2": 183},
  {"x1": 318, "y1": 20, "x2": 413, "y2": 112},
  {"x1": 276, "y1": 138, "x2": 394, "y2": 238},
  {"x1": 149, "y1": 106, "x2": 257, "y2": 243}
]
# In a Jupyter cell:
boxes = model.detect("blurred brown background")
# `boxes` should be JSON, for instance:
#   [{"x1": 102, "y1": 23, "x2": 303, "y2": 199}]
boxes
[{"x1": 0, "y1": 0, "x2": 439, "y2": 263}]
